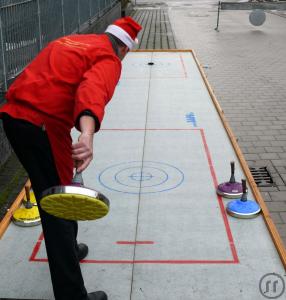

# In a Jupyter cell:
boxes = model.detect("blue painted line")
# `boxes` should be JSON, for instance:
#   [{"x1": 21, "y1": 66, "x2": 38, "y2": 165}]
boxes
[
  {"x1": 185, "y1": 112, "x2": 197, "y2": 127},
  {"x1": 98, "y1": 161, "x2": 184, "y2": 195},
  {"x1": 114, "y1": 165, "x2": 169, "y2": 188},
  {"x1": 129, "y1": 171, "x2": 154, "y2": 181}
]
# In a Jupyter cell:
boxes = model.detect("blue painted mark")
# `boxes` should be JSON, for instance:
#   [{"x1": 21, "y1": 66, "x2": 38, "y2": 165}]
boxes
[
  {"x1": 129, "y1": 172, "x2": 153, "y2": 181},
  {"x1": 98, "y1": 161, "x2": 184, "y2": 194},
  {"x1": 185, "y1": 112, "x2": 197, "y2": 127},
  {"x1": 114, "y1": 165, "x2": 169, "y2": 188}
]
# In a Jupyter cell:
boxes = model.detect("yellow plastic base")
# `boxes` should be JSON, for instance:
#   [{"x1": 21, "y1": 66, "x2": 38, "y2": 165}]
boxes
[
  {"x1": 12, "y1": 206, "x2": 41, "y2": 227},
  {"x1": 40, "y1": 193, "x2": 109, "y2": 221}
]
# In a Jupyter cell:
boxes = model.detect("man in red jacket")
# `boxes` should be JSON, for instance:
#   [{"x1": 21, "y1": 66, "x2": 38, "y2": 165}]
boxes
[{"x1": 0, "y1": 17, "x2": 142, "y2": 300}]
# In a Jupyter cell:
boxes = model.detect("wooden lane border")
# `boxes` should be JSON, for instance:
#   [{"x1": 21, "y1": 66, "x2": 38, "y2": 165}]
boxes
[
  {"x1": 0, "y1": 180, "x2": 30, "y2": 239},
  {"x1": 191, "y1": 49, "x2": 286, "y2": 269},
  {"x1": 134, "y1": 49, "x2": 286, "y2": 269}
]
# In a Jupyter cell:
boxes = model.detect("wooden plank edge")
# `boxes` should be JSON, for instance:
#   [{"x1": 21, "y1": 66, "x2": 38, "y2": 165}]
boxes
[
  {"x1": 190, "y1": 49, "x2": 286, "y2": 270},
  {"x1": 0, "y1": 180, "x2": 31, "y2": 239}
]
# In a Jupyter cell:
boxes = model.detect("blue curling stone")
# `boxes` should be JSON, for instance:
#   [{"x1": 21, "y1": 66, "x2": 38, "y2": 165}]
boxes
[{"x1": 226, "y1": 199, "x2": 261, "y2": 219}]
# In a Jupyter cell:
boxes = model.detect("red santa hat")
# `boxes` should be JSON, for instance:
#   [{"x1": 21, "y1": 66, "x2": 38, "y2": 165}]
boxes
[{"x1": 105, "y1": 17, "x2": 142, "y2": 50}]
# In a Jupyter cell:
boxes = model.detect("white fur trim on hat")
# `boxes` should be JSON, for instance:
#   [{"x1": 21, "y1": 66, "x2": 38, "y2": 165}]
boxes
[{"x1": 105, "y1": 24, "x2": 135, "y2": 49}]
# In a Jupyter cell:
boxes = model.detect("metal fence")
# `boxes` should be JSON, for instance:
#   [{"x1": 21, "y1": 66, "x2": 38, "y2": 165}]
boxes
[{"x1": 0, "y1": 0, "x2": 119, "y2": 93}]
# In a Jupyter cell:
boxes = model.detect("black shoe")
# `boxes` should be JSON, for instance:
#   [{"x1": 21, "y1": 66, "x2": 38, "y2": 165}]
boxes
[
  {"x1": 87, "y1": 291, "x2": 107, "y2": 300},
  {"x1": 77, "y1": 243, "x2": 89, "y2": 261}
]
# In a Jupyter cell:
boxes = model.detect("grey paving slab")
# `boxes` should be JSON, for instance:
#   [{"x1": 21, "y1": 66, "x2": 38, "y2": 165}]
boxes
[
  {"x1": 271, "y1": 212, "x2": 283, "y2": 224},
  {"x1": 132, "y1": 8, "x2": 176, "y2": 50}
]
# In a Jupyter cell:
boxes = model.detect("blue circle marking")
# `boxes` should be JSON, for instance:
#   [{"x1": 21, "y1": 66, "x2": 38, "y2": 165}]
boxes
[
  {"x1": 98, "y1": 161, "x2": 184, "y2": 194},
  {"x1": 114, "y1": 166, "x2": 169, "y2": 189},
  {"x1": 130, "y1": 172, "x2": 153, "y2": 181}
]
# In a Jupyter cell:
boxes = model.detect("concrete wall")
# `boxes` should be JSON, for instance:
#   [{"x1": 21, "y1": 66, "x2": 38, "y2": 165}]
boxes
[{"x1": 0, "y1": 2, "x2": 121, "y2": 168}]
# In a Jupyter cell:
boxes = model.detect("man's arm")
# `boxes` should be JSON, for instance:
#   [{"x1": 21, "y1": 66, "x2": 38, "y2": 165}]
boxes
[
  {"x1": 73, "y1": 55, "x2": 121, "y2": 129},
  {"x1": 72, "y1": 55, "x2": 121, "y2": 172},
  {"x1": 72, "y1": 115, "x2": 95, "y2": 172}
]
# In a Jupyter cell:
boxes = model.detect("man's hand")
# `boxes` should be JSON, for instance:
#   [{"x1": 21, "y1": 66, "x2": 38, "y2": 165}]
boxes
[
  {"x1": 72, "y1": 115, "x2": 96, "y2": 172},
  {"x1": 72, "y1": 133, "x2": 94, "y2": 172}
]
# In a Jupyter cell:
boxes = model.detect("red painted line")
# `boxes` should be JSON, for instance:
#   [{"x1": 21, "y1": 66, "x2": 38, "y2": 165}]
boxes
[
  {"x1": 31, "y1": 258, "x2": 48, "y2": 262},
  {"x1": 179, "y1": 54, "x2": 188, "y2": 78},
  {"x1": 30, "y1": 129, "x2": 239, "y2": 264},
  {"x1": 200, "y1": 129, "x2": 239, "y2": 263},
  {"x1": 121, "y1": 76, "x2": 186, "y2": 79},
  {"x1": 101, "y1": 128, "x2": 201, "y2": 131},
  {"x1": 116, "y1": 241, "x2": 154, "y2": 245},
  {"x1": 30, "y1": 257, "x2": 238, "y2": 264},
  {"x1": 30, "y1": 258, "x2": 238, "y2": 264},
  {"x1": 80, "y1": 259, "x2": 238, "y2": 264},
  {"x1": 29, "y1": 232, "x2": 44, "y2": 262}
]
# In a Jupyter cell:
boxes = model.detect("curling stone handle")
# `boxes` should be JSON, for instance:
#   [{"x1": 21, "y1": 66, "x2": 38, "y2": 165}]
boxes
[
  {"x1": 241, "y1": 179, "x2": 248, "y2": 202},
  {"x1": 24, "y1": 185, "x2": 33, "y2": 209},
  {"x1": 25, "y1": 185, "x2": 30, "y2": 201},
  {"x1": 229, "y1": 161, "x2": 236, "y2": 184},
  {"x1": 72, "y1": 171, "x2": 84, "y2": 186}
]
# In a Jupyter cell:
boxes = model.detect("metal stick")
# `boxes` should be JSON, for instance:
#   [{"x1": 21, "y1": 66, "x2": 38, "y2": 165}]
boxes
[
  {"x1": 72, "y1": 171, "x2": 84, "y2": 186},
  {"x1": 0, "y1": 10, "x2": 7, "y2": 91},
  {"x1": 24, "y1": 185, "x2": 33, "y2": 209},
  {"x1": 229, "y1": 161, "x2": 236, "y2": 183},
  {"x1": 36, "y1": 0, "x2": 43, "y2": 50},
  {"x1": 61, "y1": 0, "x2": 65, "y2": 36},
  {"x1": 241, "y1": 179, "x2": 248, "y2": 202},
  {"x1": 77, "y1": 0, "x2": 80, "y2": 33},
  {"x1": 215, "y1": 1, "x2": 221, "y2": 31}
]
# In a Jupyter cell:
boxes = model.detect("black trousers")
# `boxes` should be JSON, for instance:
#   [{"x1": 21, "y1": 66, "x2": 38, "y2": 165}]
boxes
[{"x1": 2, "y1": 114, "x2": 88, "y2": 300}]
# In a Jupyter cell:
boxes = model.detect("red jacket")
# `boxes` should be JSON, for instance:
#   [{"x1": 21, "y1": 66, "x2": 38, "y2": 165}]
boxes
[{"x1": 0, "y1": 34, "x2": 122, "y2": 184}]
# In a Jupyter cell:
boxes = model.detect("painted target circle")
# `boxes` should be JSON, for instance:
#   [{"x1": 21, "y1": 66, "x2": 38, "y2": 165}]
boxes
[{"x1": 98, "y1": 161, "x2": 184, "y2": 194}]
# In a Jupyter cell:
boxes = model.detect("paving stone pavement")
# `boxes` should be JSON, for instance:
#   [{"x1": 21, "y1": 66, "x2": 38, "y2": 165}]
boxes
[
  {"x1": 131, "y1": 0, "x2": 286, "y2": 247},
  {"x1": 132, "y1": 6, "x2": 176, "y2": 49}
]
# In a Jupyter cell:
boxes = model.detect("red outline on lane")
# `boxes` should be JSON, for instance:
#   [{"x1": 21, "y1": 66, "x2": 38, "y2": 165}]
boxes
[
  {"x1": 179, "y1": 54, "x2": 188, "y2": 78},
  {"x1": 122, "y1": 55, "x2": 188, "y2": 80},
  {"x1": 117, "y1": 241, "x2": 154, "y2": 245},
  {"x1": 30, "y1": 258, "x2": 237, "y2": 264},
  {"x1": 30, "y1": 128, "x2": 239, "y2": 265},
  {"x1": 121, "y1": 77, "x2": 186, "y2": 79},
  {"x1": 200, "y1": 129, "x2": 239, "y2": 263},
  {"x1": 101, "y1": 128, "x2": 201, "y2": 131},
  {"x1": 29, "y1": 232, "x2": 44, "y2": 262},
  {"x1": 81, "y1": 260, "x2": 236, "y2": 264}
]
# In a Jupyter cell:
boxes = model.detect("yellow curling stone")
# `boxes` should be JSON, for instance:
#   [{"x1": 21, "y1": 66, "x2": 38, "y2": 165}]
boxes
[{"x1": 40, "y1": 185, "x2": 110, "y2": 221}]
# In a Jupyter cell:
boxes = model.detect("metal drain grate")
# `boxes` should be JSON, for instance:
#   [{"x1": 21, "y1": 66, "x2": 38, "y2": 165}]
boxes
[{"x1": 249, "y1": 167, "x2": 274, "y2": 187}]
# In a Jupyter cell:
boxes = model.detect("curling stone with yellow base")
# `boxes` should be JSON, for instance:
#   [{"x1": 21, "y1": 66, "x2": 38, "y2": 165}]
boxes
[
  {"x1": 12, "y1": 186, "x2": 41, "y2": 227},
  {"x1": 40, "y1": 172, "x2": 110, "y2": 221}
]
